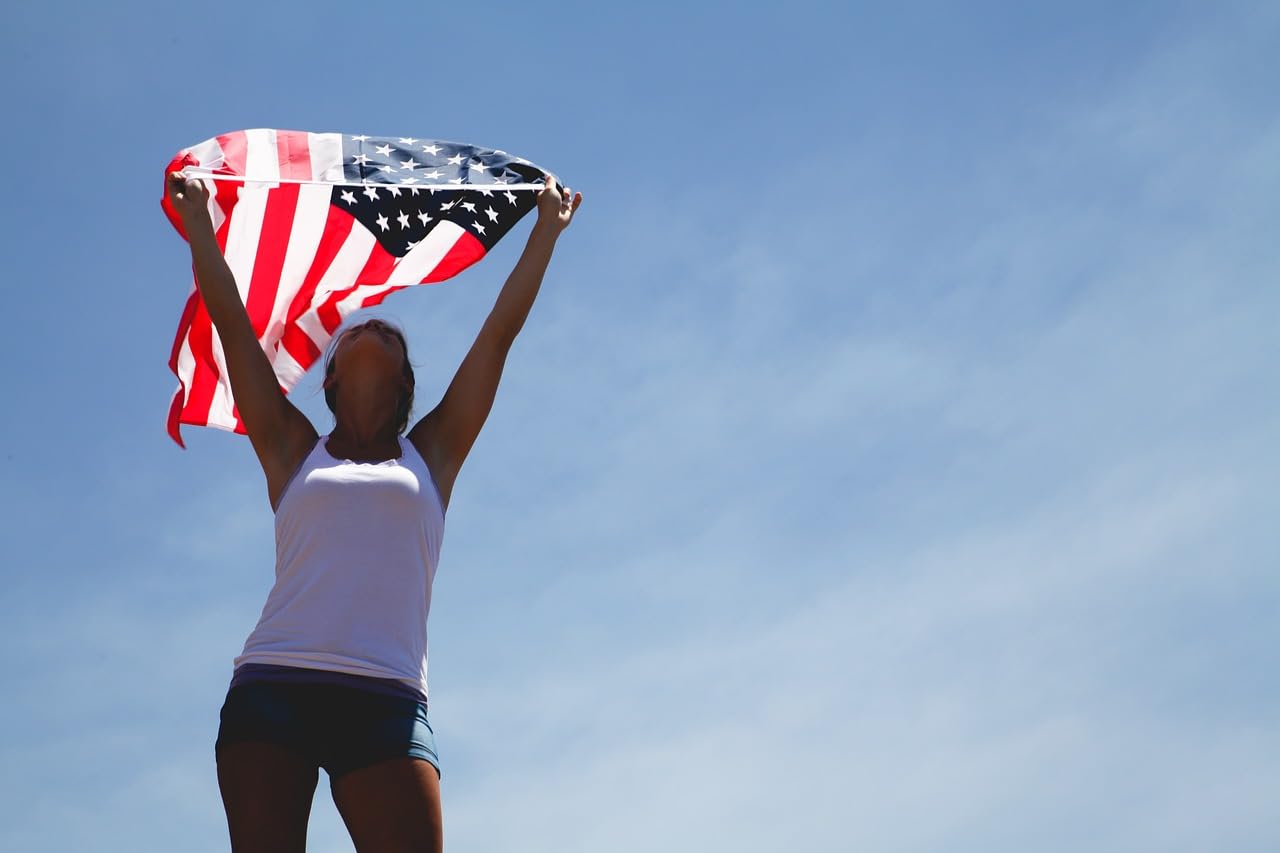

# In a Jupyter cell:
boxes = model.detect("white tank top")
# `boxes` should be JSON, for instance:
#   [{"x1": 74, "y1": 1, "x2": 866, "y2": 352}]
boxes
[{"x1": 233, "y1": 434, "x2": 445, "y2": 700}]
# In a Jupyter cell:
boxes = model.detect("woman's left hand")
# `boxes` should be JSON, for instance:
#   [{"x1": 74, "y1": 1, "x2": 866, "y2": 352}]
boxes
[{"x1": 536, "y1": 176, "x2": 583, "y2": 232}]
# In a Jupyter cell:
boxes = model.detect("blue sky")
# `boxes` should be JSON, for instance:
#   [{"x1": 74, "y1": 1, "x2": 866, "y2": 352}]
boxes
[{"x1": 2, "y1": 1, "x2": 1278, "y2": 850}]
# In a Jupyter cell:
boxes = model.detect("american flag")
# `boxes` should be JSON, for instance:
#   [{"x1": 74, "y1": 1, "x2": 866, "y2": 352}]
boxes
[{"x1": 160, "y1": 128, "x2": 549, "y2": 447}]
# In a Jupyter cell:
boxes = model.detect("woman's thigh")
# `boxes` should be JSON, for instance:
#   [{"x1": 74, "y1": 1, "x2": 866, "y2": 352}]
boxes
[
  {"x1": 330, "y1": 756, "x2": 443, "y2": 853},
  {"x1": 217, "y1": 740, "x2": 319, "y2": 853}
]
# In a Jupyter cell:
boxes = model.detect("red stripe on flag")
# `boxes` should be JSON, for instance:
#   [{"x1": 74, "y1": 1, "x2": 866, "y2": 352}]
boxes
[
  {"x1": 277, "y1": 205, "x2": 359, "y2": 367},
  {"x1": 212, "y1": 180, "x2": 241, "y2": 238},
  {"x1": 216, "y1": 131, "x2": 250, "y2": 176},
  {"x1": 167, "y1": 387, "x2": 187, "y2": 448},
  {"x1": 276, "y1": 131, "x2": 313, "y2": 180},
  {"x1": 360, "y1": 284, "x2": 410, "y2": 309},
  {"x1": 181, "y1": 301, "x2": 218, "y2": 439},
  {"x1": 280, "y1": 325, "x2": 320, "y2": 372},
  {"x1": 285, "y1": 205, "x2": 356, "y2": 326},
  {"x1": 423, "y1": 230, "x2": 487, "y2": 283},
  {"x1": 175, "y1": 189, "x2": 240, "y2": 442},
  {"x1": 349, "y1": 231, "x2": 485, "y2": 310},
  {"x1": 160, "y1": 153, "x2": 199, "y2": 239},
  {"x1": 243, "y1": 184, "x2": 299, "y2": 335},
  {"x1": 168, "y1": 288, "x2": 200, "y2": 374},
  {"x1": 316, "y1": 242, "x2": 398, "y2": 334}
]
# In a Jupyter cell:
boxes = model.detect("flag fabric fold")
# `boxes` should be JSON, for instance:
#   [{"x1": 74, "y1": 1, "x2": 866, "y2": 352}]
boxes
[{"x1": 160, "y1": 128, "x2": 549, "y2": 447}]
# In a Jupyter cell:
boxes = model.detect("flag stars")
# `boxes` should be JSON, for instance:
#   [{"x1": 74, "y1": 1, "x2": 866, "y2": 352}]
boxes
[
  {"x1": 376, "y1": 144, "x2": 393, "y2": 157},
  {"x1": 381, "y1": 165, "x2": 395, "y2": 174},
  {"x1": 351, "y1": 134, "x2": 370, "y2": 142},
  {"x1": 446, "y1": 153, "x2": 466, "y2": 165},
  {"x1": 484, "y1": 207, "x2": 498, "y2": 222},
  {"x1": 421, "y1": 144, "x2": 441, "y2": 156},
  {"x1": 363, "y1": 186, "x2": 380, "y2": 200},
  {"x1": 340, "y1": 190, "x2": 357, "y2": 205},
  {"x1": 406, "y1": 239, "x2": 420, "y2": 251},
  {"x1": 504, "y1": 190, "x2": 517, "y2": 205},
  {"x1": 417, "y1": 211, "x2": 432, "y2": 226},
  {"x1": 400, "y1": 158, "x2": 418, "y2": 171},
  {"x1": 397, "y1": 212, "x2": 410, "y2": 229},
  {"x1": 473, "y1": 222, "x2": 486, "y2": 236},
  {"x1": 468, "y1": 160, "x2": 487, "y2": 173},
  {"x1": 460, "y1": 201, "x2": 477, "y2": 213},
  {"x1": 399, "y1": 137, "x2": 417, "y2": 144},
  {"x1": 376, "y1": 213, "x2": 390, "y2": 231},
  {"x1": 352, "y1": 153, "x2": 370, "y2": 166},
  {"x1": 424, "y1": 170, "x2": 442, "y2": 180}
]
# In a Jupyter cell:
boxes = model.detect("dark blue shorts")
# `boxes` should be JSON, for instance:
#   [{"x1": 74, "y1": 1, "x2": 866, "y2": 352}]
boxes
[{"x1": 215, "y1": 681, "x2": 440, "y2": 780}]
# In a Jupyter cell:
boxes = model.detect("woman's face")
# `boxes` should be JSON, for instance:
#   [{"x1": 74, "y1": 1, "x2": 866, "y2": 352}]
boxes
[{"x1": 330, "y1": 322, "x2": 409, "y2": 393}]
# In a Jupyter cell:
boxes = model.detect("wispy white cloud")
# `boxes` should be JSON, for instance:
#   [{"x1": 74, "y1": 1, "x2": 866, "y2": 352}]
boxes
[{"x1": 437, "y1": 454, "x2": 1273, "y2": 852}]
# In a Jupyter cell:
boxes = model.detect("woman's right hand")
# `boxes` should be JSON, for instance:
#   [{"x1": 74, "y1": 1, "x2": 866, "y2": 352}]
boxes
[{"x1": 166, "y1": 172, "x2": 212, "y2": 231}]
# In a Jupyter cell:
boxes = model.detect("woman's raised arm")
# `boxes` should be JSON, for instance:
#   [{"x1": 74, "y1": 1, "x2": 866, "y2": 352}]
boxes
[
  {"x1": 409, "y1": 177, "x2": 583, "y2": 508},
  {"x1": 166, "y1": 173, "x2": 317, "y2": 506}
]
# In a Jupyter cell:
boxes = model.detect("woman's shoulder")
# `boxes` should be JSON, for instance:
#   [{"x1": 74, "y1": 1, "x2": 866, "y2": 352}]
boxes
[{"x1": 406, "y1": 423, "x2": 454, "y2": 513}]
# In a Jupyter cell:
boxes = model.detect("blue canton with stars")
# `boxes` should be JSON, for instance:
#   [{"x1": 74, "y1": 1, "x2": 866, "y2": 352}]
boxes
[{"x1": 335, "y1": 135, "x2": 546, "y2": 255}]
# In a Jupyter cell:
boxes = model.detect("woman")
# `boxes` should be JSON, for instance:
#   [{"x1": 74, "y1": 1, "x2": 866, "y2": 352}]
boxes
[{"x1": 165, "y1": 169, "x2": 582, "y2": 853}]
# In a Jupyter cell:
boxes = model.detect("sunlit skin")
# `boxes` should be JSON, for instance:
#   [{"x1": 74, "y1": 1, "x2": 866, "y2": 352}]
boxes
[{"x1": 165, "y1": 167, "x2": 581, "y2": 853}]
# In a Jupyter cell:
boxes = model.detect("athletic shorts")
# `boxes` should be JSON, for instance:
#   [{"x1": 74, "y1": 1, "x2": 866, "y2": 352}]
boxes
[{"x1": 215, "y1": 681, "x2": 440, "y2": 780}]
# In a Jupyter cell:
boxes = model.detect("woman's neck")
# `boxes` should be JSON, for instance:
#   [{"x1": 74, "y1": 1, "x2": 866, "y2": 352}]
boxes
[{"x1": 327, "y1": 418, "x2": 401, "y2": 461}]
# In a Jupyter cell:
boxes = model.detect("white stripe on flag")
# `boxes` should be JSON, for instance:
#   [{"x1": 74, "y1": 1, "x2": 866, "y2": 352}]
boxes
[
  {"x1": 325, "y1": 222, "x2": 471, "y2": 322},
  {"x1": 186, "y1": 136, "x2": 229, "y2": 234},
  {"x1": 207, "y1": 129, "x2": 280, "y2": 428},
  {"x1": 295, "y1": 225, "x2": 379, "y2": 352},
  {"x1": 332, "y1": 221, "x2": 467, "y2": 317},
  {"x1": 330, "y1": 220, "x2": 471, "y2": 330},
  {"x1": 204, "y1": 325, "x2": 241, "y2": 431},
  {"x1": 208, "y1": 183, "x2": 270, "y2": 427},
  {"x1": 332, "y1": 222, "x2": 468, "y2": 318},
  {"x1": 172, "y1": 286, "x2": 199, "y2": 416},
  {"x1": 266, "y1": 182, "x2": 333, "y2": 388},
  {"x1": 188, "y1": 136, "x2": 225, "y2": 170},
  {"x1": 268, "y1": 185, "x2": 330, "y2": 326},
  {"x1": 244, "y1": 128, "x2": 281, "y2": 185},
  {"x1": 271, "y1": 346, "x2": 310, "y2": 391},
  {"x1": 181, "y1": 171, "x2": 545, "y2": 192},
  {"x1": 386, "y1": 221, "x2": 466, "y2": 286},
  {"x1": 308, "y1": 132, "x2": 346, "y2": 182}
]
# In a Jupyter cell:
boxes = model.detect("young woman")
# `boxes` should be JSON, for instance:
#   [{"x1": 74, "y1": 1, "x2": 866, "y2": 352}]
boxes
[{"x1": 165, "y1": 169, "x2": 582, "y2": 853}]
